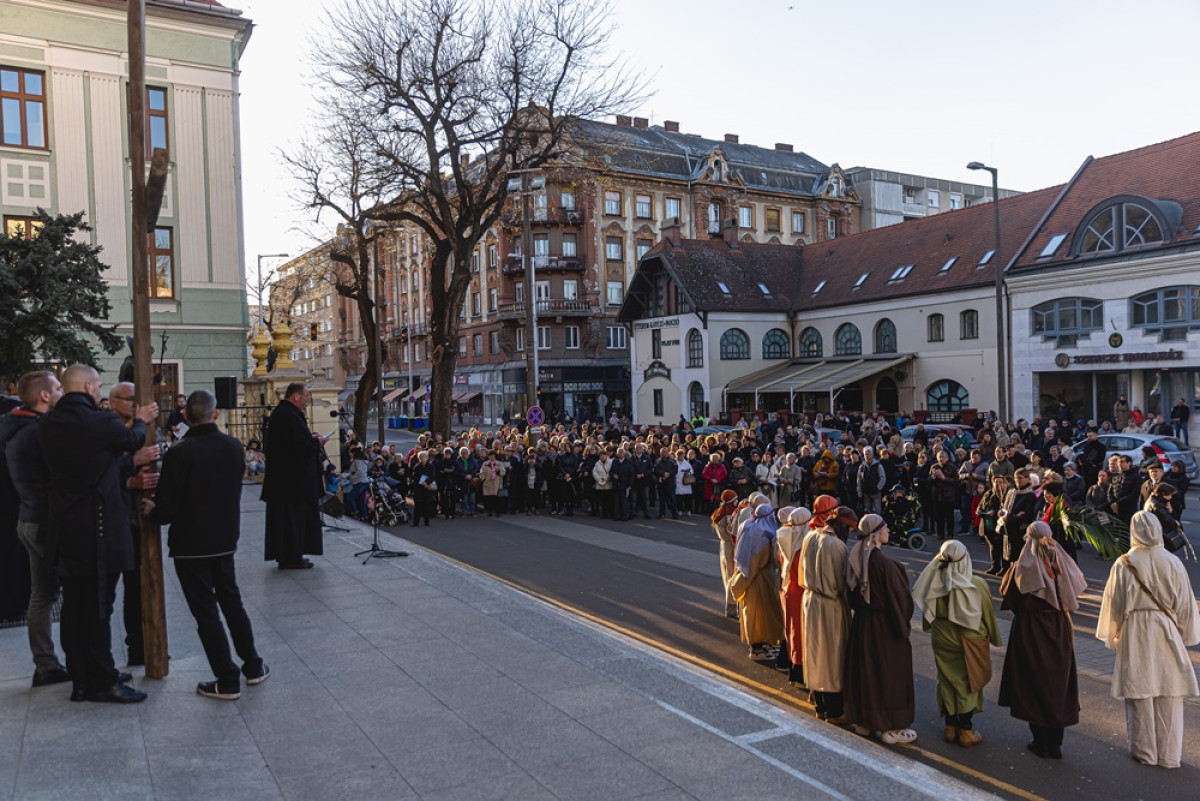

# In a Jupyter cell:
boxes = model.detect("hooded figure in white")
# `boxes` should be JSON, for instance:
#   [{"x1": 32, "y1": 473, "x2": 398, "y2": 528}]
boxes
[{"x1": 1096, "y1": 510, "x2": 1200, "y2": 768}]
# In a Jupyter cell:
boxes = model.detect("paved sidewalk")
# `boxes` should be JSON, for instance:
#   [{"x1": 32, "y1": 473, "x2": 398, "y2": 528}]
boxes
[{"x1": 0, "y1": 486, "x2": 999, "y2": 801}]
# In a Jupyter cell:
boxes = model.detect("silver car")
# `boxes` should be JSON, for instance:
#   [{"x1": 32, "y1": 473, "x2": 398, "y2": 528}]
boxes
[{"x1": 1074, "y1": 433, "x2": 1198, "y2": 480}]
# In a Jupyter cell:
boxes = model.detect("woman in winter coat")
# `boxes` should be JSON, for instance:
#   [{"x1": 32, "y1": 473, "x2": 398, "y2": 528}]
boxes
[
  {"x1": 702, "y1": 452, "x2": 729, "y2": 510},
  {"x1": 1096, "y1": 511, "x2": 1199, "y2": 768},
  {"x1": 674, "y1": 448, "x2": 695, "y2": 514},
  {"x1": 478, "y1": 452, "x2": 507, "y2": 517},
  {"x1": 811, "y1": 449, "x2": 840, "y2": 498}
]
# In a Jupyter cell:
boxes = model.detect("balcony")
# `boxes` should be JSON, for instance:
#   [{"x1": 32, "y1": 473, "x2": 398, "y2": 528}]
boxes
[
  {"x1": 495, "y1": 298, "x2": 595, "y2": 320},
  {"x1": 389, "y1": 321, "x2": 429, "y2": 340},
  {"x1": 901, "y1": 201, "x2": 926, "y2": 217},
  {"x1": 502, "y1": 252, "x2": 586, "y2": 274},
  {"x1": 501, "y1": 206, "x2": 585, "y2": 227}
]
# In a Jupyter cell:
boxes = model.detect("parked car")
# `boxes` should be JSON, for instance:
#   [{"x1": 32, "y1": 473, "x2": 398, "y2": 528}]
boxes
[
  {"x1": 1073, "y1": 433, "x2": 1198, "y2": 480},
  {"x1": 692, "y1": 425, "x2": 734, "y2": 436},
  {"x1": 898, "y1": 424, "x2": 977, "y2": 447}
]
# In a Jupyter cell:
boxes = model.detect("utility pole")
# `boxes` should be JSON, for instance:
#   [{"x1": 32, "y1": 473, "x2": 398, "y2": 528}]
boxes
[{"x1": 127, "y1": 0, "x2": 168, "y2": 679}]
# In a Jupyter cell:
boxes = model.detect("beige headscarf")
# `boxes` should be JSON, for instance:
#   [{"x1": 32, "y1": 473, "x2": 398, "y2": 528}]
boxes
[
  {"x1": 912, "y1": 539, "x2": 983, "y2": 630},
  {"x1": 1000, "y1": 521, "x2": 1087, "y2": 612},
  {"x1": 847, "y1": 513, "x2": 887, "y2": 604},
  {"x1": 777, "y1": 507, "x2": 813, "y2": 586}
]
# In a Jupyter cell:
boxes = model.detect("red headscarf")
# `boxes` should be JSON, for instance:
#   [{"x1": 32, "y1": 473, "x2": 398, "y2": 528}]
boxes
[
  {"x1": 810, "y1": 494, "x2": 839, "y2": 529},
  {"x1": 710, "y1": 489, "x2": 739, "y2": 524}
]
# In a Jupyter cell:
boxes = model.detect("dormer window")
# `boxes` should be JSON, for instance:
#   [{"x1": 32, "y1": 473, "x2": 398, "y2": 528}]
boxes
[{"x1": 1075, "y1": 197, "x2": 1169, "y2": 255}]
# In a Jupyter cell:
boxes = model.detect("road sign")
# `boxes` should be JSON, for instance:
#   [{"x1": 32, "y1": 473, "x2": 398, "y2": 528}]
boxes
[
  {"x1": 526, "y1": 405, "x2": 545, "y2": 427},
  {"x1": 597, "y1": 393, "x2": 608, "y2": 410}
]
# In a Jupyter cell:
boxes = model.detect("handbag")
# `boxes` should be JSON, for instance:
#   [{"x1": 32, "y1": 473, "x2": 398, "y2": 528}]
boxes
[
  {"x1": 959, "y1": 634, "x2": 993, "y2": 693},
  {"x1": 682, "y1": 471, "x2": 695, "y2": 485},
  {"x1": 1162, "y1": 523, "x2": 1189, "y2": 553}
]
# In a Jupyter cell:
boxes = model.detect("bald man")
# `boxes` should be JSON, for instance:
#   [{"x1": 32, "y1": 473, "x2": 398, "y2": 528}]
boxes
[{"x1": 39, "y1": 365, "x2": 158, "y2": 703}]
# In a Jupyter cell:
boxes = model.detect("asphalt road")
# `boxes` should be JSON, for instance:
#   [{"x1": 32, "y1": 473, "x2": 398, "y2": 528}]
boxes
[{"x1": 375, "y1": 487, "x2": 1200, "y2": 801}]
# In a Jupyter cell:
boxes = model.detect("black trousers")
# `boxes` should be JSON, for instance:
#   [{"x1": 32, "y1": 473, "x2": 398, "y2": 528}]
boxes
[
  {"x1": 812, "y1": 691, "x2": 844, "y2": 718},
  {"x1": 174, "y1": 556, "x2": 262, "y2": 688},
  {"x1": 657, "y1": 486, "x2": 677, "y2": 517},
  {"x1": 60, "y1": 573, "x2": 121, "y2": 693},
  {"x1": 123, "y1": 524, "x2": 144, "y2": 661},
  {"x1": 931, "y1": 501, "x2": 956, "y2": 539}
]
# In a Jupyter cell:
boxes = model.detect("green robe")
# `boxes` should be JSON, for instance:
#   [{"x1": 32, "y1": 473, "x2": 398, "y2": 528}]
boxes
[{"x1": 922, "y1": 576, "x2": 1003, "y2": 716}]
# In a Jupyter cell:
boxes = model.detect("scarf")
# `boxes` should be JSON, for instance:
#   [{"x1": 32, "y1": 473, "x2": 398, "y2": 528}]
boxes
[
  {"x1": 1000, "y1": 521, "x2": 1086, "y2": 612},
  {"x1": 847, "y1": 513, "x2": 887, "y2": 604},
  {"x1": 912, "y1": 539, "x2": 983, "y2": 630},
  {"x1": 810, "y1": 494, "x2": 839, "y2": 529}
]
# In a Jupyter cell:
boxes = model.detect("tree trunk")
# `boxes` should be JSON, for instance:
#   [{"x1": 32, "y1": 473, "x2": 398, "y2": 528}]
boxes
[
  {"x1": 351, "y1": 285, "x2": 377, "y2": 442},
  {"x1": 428, "y1": 248, "x2": 474, "y2": 438}
]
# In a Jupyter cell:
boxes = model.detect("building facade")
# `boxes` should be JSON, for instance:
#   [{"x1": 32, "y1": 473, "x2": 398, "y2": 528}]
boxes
[
  {"x1": 0, "y1": 0, "x2": 253, "y2": 404},
  {"x1": 845, "y1": 167, "x2": 1020, "y2": 229}
]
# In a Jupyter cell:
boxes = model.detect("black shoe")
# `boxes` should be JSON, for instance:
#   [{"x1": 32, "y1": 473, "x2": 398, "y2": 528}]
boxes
[
  {"x1": 244, "y1": 663, "x2": 271, "y2": 685},
  {"x1": 196, "y1": 681, "x2": 240, "y2": 700},
  {"x1": 86, "y1": 683, "x2": 147, "y2": 703},
  {"x1": 117, "y1": 671, "x2": 132, "y2": 683},
  {"x1": 1026, "y1": 740, "x2": 1051, "y2": 759},
  {"x1": 32, "y1": 667, "x2": 71, "y2": 688},
  {"x1": 70, "y1": 685, "x2": 86, "y2": 702},
  {"x1": 278, "y1": 559, "x2": 314, "y2": 570},
  {"x1": 1048, "y1": 745, "x2": 1063, "y2": 759}
]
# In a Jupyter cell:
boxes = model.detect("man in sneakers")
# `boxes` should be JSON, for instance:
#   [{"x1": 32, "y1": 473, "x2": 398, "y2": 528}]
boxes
[{"x1": 144, "y1": 390, "x2": 268, "y2": 700}]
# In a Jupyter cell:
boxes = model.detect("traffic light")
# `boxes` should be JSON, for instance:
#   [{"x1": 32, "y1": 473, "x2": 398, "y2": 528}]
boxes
[
  {"x1": 309, "y1": 322, "x2": 319, "y2": 341},
  {"x1": 399, "y1": 326, "x2": 409, "y2": 344}
]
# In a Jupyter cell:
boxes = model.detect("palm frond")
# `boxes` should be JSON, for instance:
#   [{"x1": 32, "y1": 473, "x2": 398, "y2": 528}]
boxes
[{"x1": 1060, "y1": 506, "x2": 1129, "y2": 560}]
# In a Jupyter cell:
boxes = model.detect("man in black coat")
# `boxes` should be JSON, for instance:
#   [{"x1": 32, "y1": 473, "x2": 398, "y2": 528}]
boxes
[
  {"x1": 39, "y1": 365, "x2": 158, "y2": 703},
  {"x1": 1112, "y1": 454, "x2": 1142, "y2": 523},
  {"x1": 261, "y1": 383, "x2": 331, "y2": 569},
  {"x1": 145, "y1": 390, "x2": 268, "y2": 700}
]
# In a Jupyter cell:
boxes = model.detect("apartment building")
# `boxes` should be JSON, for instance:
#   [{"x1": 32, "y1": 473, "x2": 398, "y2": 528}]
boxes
[
  {"x1": 846, "y1": 167, "x2": 1020, "y2": 229},
  {"x1": 0, "y1": 0, "x2": 253, "y2": 403}
]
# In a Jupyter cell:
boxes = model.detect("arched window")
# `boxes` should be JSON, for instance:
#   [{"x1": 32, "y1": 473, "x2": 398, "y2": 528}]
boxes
[
  {"x1": 960, "y1": 309, "x2": 979, "y2": 340},
  {"x1": 926, "y1": 379, "x2": 969, "y2": 412},
  {"x1": 719, "y1": 328, "x2": 750, "y2": 360},
  {"x1": 798, "y1": 327, "x2": 822, "y2": 358},
  {"x1": 686, "y1": 329, "x2": 704, "y2": 368},
  {"x1": 927, "y1": 313, "x2": 944, "y2": 342},
  {"x1": 875, "y1": 376, "x2": 899, "y2": 413},
  {"x1": 1130, "y1": 286, "x2": 1200, "y2": 341},
  {"x1": 873, "y1": 318, "x2": 897, "y2": 354},
  {"x1": 689, "y1": 382, "x2": 706, "y2": 418},
  {"x1": 834, "y1": 323, "x2": 861, "y2": 356},
  {"x1": 1073, "y1": 196, "x2": 1172, "y2": 255},
  {"x1": 762, "y1": 328, "x2": 790, "y2": 359}
]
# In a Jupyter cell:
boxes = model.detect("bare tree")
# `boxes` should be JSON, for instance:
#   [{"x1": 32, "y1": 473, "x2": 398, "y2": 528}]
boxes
[{"x1": 294, "y1": 0, "x2": 643, "y2": 436}]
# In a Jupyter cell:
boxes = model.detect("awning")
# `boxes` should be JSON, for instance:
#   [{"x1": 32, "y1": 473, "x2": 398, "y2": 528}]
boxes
[
  {"x1": 451, "y1": 390, "x2": 481, "y2": 403},
  {"x1": 382, "y1": 387, "x2": 408, "y2": 403},
  {"x1": 728, "y1": 356, "x2": 912, "y2": 395},
  {"x1": 411, "y1": 386, "x2": 428, "y2": 401},
  {"x1": 336, "y1": 389, "x2": 354, "y2": 403}
]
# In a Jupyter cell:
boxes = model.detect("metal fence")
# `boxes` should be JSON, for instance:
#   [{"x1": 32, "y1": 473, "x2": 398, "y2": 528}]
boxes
[{"x1": 223, "y1": 405, "x2": 273, "y2": 446}]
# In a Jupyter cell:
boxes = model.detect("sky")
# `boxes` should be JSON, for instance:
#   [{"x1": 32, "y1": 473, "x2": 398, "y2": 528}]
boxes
[{"x1": 234, "y1": 0, "x2": 1200, "y2": 276}]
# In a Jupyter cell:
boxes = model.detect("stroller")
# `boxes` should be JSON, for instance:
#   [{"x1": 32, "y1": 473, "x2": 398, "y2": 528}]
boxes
[
  {"x1": 367, "y1": 477, "x2": 411, "y2": 527},
  {"x1": 882, "y1": 485, "x2": 926, "y2": 551}
]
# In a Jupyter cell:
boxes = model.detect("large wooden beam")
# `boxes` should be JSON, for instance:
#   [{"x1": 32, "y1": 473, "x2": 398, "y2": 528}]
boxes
[{"x1": 127, "y1": 0, "x2": 168, "y2": 680}]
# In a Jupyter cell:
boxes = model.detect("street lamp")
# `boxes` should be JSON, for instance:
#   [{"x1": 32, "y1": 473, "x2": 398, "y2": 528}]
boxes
[
  {"x1": 256, "y1": 252, "x2": 290, "y2": 329},
  {"x1": 966, "y1": 162, "x2": 1006, "y2": 422},
  {"x1": 506, "y1": 171, "x2": 546, "y2": 412}
]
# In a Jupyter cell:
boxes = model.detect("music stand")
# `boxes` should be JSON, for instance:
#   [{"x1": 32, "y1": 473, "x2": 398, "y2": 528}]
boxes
[
  {"x1": 354, "y1": 482, "x2": 408, "y2": 564},
  {"x1": 321, "y1": 494, "x2": 350, "y2": 533}
]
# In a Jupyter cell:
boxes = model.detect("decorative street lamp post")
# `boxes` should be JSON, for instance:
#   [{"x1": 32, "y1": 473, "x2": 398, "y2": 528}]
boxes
[{"x1": 967, "y1": 162, "x2": 1006, "y2": 422}]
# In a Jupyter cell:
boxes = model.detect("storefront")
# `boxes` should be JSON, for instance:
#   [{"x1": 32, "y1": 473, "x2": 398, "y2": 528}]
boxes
[{"x1": 1030, "y1": 349, "x2": 1195, "y2": 426}]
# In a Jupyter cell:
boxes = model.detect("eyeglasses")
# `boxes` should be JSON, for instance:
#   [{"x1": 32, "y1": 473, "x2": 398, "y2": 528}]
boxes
[{"x1": 113, "y1": 396, "x2": 136, "y2": 402}]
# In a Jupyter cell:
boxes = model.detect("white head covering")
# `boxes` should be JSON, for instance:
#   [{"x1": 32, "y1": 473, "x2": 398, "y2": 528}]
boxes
[
  {"x1": 776, "y1": 507, "x2": 812, "y2": 586},
  {"x1": 847, "y1": 513, "x2": 887, "y2": 604},
  {"x1": 912, "y1": 539, "x2": 983, "y2": 630},
  {"x1": 1000, "y1": 521, "x2": 1086, "y2": 612}
]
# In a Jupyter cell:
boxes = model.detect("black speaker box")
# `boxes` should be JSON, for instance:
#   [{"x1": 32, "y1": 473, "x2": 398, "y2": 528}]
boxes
[{"x1": 214, "y1": 376, "x2": 238, "y2": 409}]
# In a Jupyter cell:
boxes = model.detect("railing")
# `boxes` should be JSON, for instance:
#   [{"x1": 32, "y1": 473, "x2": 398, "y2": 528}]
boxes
[
  {"x1": 495, "y1": 298, "x2": 594, "y2": 319},
  {"x1": 390, "y1": 321, "x2": 429, "y2": 339},
  {"x1": 901, "y1": 202, "x2": 926, "y2": 217},
  {"x1": 502, "y1": 253, "x2": 586, "y2": 274},
  {"x1": 222, "y1": 405, "x2": 273, "y2": 446},
  {"x1": 501, "y1": 206, "x2": 585, "y2": 226}
]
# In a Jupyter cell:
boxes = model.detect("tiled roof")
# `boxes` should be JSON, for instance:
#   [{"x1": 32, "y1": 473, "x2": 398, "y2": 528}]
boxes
[
  {"x1": 650, "y1": 239, "x2": 800, "y2": 315},
  {"x1": 1012, "y1": 130, "x2": 1200, "y2": 270}
]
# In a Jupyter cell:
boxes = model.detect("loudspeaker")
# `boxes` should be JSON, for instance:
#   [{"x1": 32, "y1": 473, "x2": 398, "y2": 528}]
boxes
[{"x1": 214, "y1": 376, "x2": 238, "y2": 409}]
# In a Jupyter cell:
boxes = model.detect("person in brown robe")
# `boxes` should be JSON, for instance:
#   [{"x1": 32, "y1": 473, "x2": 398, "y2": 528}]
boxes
[
  {"x1": 777, "y1": 506, "x2": 813, "y2": 686},
  {"x1": 998, "y1": 520, "x2": 1087, "y2": 759},
  {"x1": 843, "y1": 514, "x2": 917, "y2": 743}
]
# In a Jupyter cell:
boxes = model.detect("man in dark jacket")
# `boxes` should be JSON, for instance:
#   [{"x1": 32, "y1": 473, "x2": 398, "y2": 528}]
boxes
[
  {"x1": 653, "y1": 446, "x2": 678, "y2": 520},
  {"x1": 145, "y1": 390, "x2": 268, "y2": 700},
  {"x1": 0, "y1": 371, "x2": 68, "y2": 686},
  {"x1": 611, "y1": 447, "x2": 635, "y2": 521},
  {"x1": 261, "y1": 383, "x2": 331, "y2": 569},
  {"x1": 631, "y1": 443, "x2": 654, "y2": 520},
  {"x1": 39, "y1": 365, "x2": 158, "y2": 703},
  {"x1": 1112, "y1": 455, "x2": 1142, "y2": 522}
]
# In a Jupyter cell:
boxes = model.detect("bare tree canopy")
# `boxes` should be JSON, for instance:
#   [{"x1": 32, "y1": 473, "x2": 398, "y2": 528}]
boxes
[{"x1": 286, "y1": 0, "x2": 645, "y2": 437}]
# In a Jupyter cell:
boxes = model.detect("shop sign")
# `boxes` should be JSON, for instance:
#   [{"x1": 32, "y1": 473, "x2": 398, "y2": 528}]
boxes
[
  {"x1": 643, "y1": 361, "x2": 671, "y2": 381},
  {"x1": 453, "y1": 374, "x2": 469, "y2": 384},
  {"x1": 1056, "y1": 349, "x2": 1185, "y2": 368},
  {"x1": 662, "y1": 339, "x2": 679, "y2": 346},
  {"x1": 633, "y1": 318, "x2": 678, "y2": 331},
  {"x1": 382, "y1": 377, "x2": 399, "y2": 389},
  {"x1": 564, "y1": 381, "x2": 605, "y2": 392}
]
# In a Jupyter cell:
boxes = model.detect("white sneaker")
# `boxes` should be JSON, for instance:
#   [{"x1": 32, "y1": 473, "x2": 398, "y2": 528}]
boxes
[{"x1": 880, "y1": 729, "x2": 917, "y2": 745}]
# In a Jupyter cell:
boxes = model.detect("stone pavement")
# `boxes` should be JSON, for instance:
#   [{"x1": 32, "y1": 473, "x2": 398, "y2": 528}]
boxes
[{"x1": 0, "y1": 485, "x2": 1000, "y2": 801}]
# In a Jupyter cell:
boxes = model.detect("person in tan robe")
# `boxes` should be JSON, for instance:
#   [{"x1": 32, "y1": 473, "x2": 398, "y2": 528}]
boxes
[
  {"x1": 1096, "y1": 511, "x2": 1200, "y2": 768},
  {"x1": 731, "y1": 501, "x2": 784, "y2": 660},
  {"x1": 800, "y1": 504, "x2": 855, "y2": 721},
  {"x1": 710, "y1": 490, "x2": 739, "y2": 618}
]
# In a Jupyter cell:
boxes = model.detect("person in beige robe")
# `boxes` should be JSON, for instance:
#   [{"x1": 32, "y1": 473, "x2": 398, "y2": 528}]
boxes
[
  {"x1": 1096, "y1": 511, "x2": 1200, "y2": 768},
  {"x1": 800, "y1": 506, "x2": 854, "y2": 721},
  {"x1": 710, "y1": 490, "x2": 740, "y2": 618},
  {"x1": 731, "y1": 500, "x2": 784, "y2": 660}
]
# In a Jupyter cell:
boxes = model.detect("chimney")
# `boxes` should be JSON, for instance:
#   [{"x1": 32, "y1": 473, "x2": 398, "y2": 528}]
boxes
[
  {"x1": 774, "y1": 143, "x2": 793, "y2": 152},
  {"x1": 664, "y1": 120, "x2": 680, "y2": 132},
  {"x1": 633, "y1": 117, "x2": 648, "y2": 129},
  {"x1": 615, "y1": 114, "x2": 632, "y2": 127},
  {"x1": 721, "y1": 217, "x2": 739, "y2": 249},
  {"x1": 661, "y1": 216, "x2": 682, "y2": 249},
  {"x1": 724, "y1": 134, "x2": 739, "y2": 144}
]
